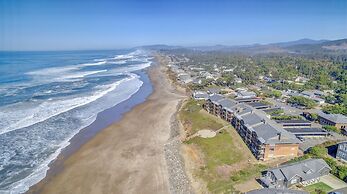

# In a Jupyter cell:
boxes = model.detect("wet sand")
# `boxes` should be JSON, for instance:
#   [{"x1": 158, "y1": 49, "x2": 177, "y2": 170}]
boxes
[{"x1": 28, "y1": 56, "x2": 185, "y2": 194}]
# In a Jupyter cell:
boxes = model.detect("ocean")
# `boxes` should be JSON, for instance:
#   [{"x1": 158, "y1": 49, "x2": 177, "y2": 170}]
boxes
[{"x1": 0, "y1": 49, "x2": 153, "y2": 193}]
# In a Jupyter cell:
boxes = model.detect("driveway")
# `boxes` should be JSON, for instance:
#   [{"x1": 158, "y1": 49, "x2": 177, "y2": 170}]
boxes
[{"x1": 320, "y1": 174, "x2": 347, "y2": 190}]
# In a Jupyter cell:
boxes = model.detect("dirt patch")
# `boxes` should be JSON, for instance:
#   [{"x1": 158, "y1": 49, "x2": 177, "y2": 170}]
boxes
[{"x1": 234, "y1": 178, "x2": 262, "y2": 193}]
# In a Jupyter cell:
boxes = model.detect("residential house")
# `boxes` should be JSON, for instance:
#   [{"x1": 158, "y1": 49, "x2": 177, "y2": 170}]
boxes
[
  {"x1": 234, "y1": 77, "x2": 242, "y2": 83},
  {"x1": 318, "y1": 111, "x2": 347, "y2": 131},
  {"x1": 295, "y1": 76, "x2": 310, "y2": 83},
  {"x1": 336, "y1": 141, "x2": 347, "y2": 162},
  {"x1": 246, "y1": 188, "x2": 308, "y2": 194},
  {"x1": 192, "y1": 91, "x2": 209, "y2": 100},
  {"x1": 300, "y1": 90, "x2": 325, "y2": 105},
  {"x1": 260, "y1": 158, "x2": 331, "y2": 188},
  {"x1": 236, "y1": 90, "x2": 257, "y2": 99},
  {"x1": 177, "y1": 74, "x2": 193, "y2": 84}
]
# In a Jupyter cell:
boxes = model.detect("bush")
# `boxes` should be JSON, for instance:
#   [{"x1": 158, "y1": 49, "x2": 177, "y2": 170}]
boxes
[
  {"x1": 323, "y1": 125, "x2": 341, "y2": 133},
  {"x1": 271, "y1": 115, "x2": 302, "y2": 120},
  {"x1": 288, "y1": 96, "x2": 317, "y2": 108},
  {"x1": 308, "y1": 146, "x2": 327, "y2": 158},
  {"x1": 323, "y1": 104, "x2": 347, "y2": 116}
]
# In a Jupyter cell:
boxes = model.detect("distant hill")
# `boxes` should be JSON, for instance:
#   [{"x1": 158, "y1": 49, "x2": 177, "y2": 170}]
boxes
[
  {"x1": 284, "y1": 38, "x2": 347, "y2": 54},
  {"x1": 141, "y1": 38, "x2": 347, "y2": 55},
  {"x1": 136, "y1": 44, "x2": 182, "y2": 50},
  {"x1": 271, "y1": 38, "x2": 328, "y2": 47}
]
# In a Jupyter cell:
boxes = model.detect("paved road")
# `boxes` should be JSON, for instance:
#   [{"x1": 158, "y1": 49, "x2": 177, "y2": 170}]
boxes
[{"x1": 299, "y1": 132, "x2": 347, "y2": 152}]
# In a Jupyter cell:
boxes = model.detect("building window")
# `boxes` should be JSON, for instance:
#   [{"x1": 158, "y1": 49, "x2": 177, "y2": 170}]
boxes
[{"x1": 291, "y1": 179, "x2": 298, "y2": 184}]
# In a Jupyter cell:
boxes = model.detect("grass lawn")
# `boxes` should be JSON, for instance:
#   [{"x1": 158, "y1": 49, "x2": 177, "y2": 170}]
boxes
[
  {"x1": 304, "y1": 182, "x2": 333, "y2": 194},
  {"x1": 181, "y1": 99, "x2": 266, "y2": 193},
  {"x1": 179, "y1": 99, "x2": 223, "y2": 135}
]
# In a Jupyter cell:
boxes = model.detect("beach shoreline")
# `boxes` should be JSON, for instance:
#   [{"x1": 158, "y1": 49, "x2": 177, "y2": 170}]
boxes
[{"x1": 27, "y1": 55, "x2": 191, "y2": 194}]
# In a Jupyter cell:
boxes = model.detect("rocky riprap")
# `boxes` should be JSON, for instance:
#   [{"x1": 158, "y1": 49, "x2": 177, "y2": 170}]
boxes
[{"x1": 164, "y1": 100, "x2": 194, "y2": 194}]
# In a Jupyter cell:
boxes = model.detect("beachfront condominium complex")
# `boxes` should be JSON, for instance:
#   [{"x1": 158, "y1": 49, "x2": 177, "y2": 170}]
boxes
[{"x1": 204, "y1": 94, "x2": 300, "y2": 161}]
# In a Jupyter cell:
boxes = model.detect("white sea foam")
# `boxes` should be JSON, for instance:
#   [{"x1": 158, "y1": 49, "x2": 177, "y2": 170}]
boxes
[
  {"x1": 0, "y1": 73, "x2": 138, "y2": 136},
  {"x1": 80, "y1": 61, "x2": 107, "y2": 67},
  {"x1": 0, "y1": 50, "x2": 152, "y2": 193},
  {"x1": 61, "y1": 69, "x2": 108, "y2": 80},
  {"x1": 4, "y1": 75, "x2": 145, "y2": 194}
]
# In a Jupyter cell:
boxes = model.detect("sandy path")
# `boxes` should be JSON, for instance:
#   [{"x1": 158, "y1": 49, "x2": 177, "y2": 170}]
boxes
[{"x1": 29, "y1": 59, "x2": 184, "y2": 194}]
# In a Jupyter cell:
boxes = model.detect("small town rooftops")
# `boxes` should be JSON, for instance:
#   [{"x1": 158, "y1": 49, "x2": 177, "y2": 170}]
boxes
[
  {"x1": 263, "y1": 158, "x2": 331, "y2": 182},
  {"x1": 318, "y1": 111, "x2": 347, "y2": 124},
  {"x1": 247, "y1": 102, "x2": 270, "y2": 109},
  {"x1": 246, "y1": 188, "x2": 308, "y2": 194}
]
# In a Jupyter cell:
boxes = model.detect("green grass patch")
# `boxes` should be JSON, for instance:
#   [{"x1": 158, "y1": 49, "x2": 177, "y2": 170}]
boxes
[
  {"x1": 187, "y1": 130, "x2": 243, "y2": 168},
  {"x1": 187, "y1": 130, "x2": 266, "y2": 193},
  {"x1": 180, "y1": 99, "x2": 223, "y2": 134},
  {"x1": 304, "y1": 182, "x2": 333, "y2": 194},
  {"x1": 229, "y1": 164, "x2": 267, "y2": 183},
  {"x1": 181, "y1": 99, "x2": 267, "y2": 193}
]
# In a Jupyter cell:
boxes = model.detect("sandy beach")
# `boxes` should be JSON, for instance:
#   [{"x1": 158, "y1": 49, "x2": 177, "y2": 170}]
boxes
[{"x1": 27, "y1": 56, "x2": 187, "y2": 194}]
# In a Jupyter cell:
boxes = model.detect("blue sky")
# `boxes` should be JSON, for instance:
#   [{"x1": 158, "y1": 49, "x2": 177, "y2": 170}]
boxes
[{"x1": 1, "y1": 0, "x2": 347, "y2": 51}]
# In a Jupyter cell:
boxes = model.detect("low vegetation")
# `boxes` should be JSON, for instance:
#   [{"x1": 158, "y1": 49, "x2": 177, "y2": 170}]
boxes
[
  {"x1": 304, "y1": 182, "x2": 333, "y2": 194},
  {"x1": 268, "y1": 109, "x2": 284, "y2": 116},
  {"x1": 323, "y1": 104, "x2": 347, "y2": 116},
  {"x1": 288, "y1": 96, "x2": 317, "y2": 108},
  {"x1": 181, "y1": 99, "x2": 267, "y2": 193},
  {"x1": 179, "y1": 99, "x2": 223, "y2": 135},
  {"x1": 323, "y1": 125, "x2": 341, "y2": 133},
  {"x1": 271, "y1": 115, "x2": 302, "y2": 120}
]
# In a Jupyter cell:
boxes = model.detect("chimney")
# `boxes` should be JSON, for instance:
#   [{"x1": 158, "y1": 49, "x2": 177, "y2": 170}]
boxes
[{"x1": 277, "y1": 132, "x2": 281, "y2": 140}]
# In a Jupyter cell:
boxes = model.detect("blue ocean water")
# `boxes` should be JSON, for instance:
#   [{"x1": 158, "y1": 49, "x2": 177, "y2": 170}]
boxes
[{"x1": 0, "y1": 49, "x2": 152, "y2": 193}]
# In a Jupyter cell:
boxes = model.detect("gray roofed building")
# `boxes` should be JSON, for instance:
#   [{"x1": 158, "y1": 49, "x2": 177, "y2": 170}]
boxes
[
  {"x1": 261, "y1": 158, "x2": 331, "y2": 188},
  {"x1": 276, "y1": 120, "x2": 312, "y2": 129},
  {"x1": 246, "y1": 188, "x2": 308, "y2": 194},
  {"x1": 318, "y1": 111, "x2": 347, "y2": 124},
  {"x1": 242, "y1": 113, "x2": 263, "y2": 126},
  {"x1": 192, "y1": 91, "x2": 209, "y2": 100},
  {"x1": 235, "y1": 97, "x2": 261, "y2": 103},
  {"x1": 285, "y1": 128, "x2": 329, "y2": 137},
  {"x1": 232, "y1": 103, "x2": 300, "y2": 160},
  {"x1": 237, "y1": 90, "x2": 257, "y2": 98},
  {"x1": 208, "y1": 94, "x2": 224, "y2": 104},
  {"x1": 317, "y1": 111, "x2": 347, "y2": 130},
  {"x1": 247, "y1": 102, "x2": 270, "y2": 109},
  {"x1": 219, "y1": 98, "x2": 238, "y2": 111},
  {"x1": 207, "y1": 87, "x2": 221, "y2": 94}
]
